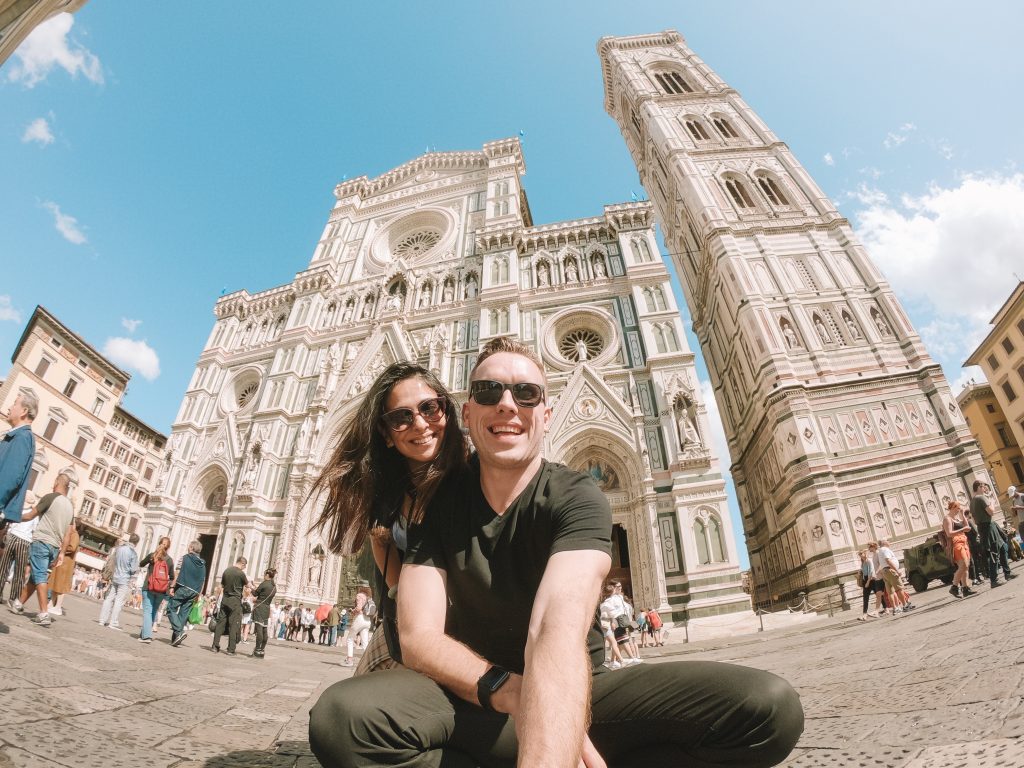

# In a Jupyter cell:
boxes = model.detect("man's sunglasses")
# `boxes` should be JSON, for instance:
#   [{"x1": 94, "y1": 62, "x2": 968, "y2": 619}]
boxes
[
  {"x1": 380, "y1": 397, "x2": 447, "y2": 432},
  {"x1": 469, "y1": 380, "x2": 545, "y2": 408}
]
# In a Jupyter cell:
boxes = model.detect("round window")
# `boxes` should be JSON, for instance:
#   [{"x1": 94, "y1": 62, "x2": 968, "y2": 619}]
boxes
[
  {"x1": 237, "y1": 381, "x2": 258, "y2": 408},
  {"x1": 393, "y1": 230, "x2": 441, "y2": 260},
  {"x1": 559, "y1": 329, "x2": 605, "y2": 362}
]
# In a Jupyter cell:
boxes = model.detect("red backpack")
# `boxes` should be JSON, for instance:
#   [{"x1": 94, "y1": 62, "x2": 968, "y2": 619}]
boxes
[{"x1": 148, "y1": 557, "x2": 170, "y2": 593}]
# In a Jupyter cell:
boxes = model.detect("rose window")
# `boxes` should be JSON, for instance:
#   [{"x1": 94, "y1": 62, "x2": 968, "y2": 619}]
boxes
[
  {"x1": 559, "y1": 329, "x2": 604, "y2": 362},
  {"x1": 237, "y1": 381, "x2": 258, "y2": 408},
  {"x1": 393, "y1": 230, "x2": 441, "y2": 259}
]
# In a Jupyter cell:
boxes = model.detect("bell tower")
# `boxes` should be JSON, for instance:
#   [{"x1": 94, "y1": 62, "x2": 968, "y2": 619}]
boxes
[{"x1": 598, "y1": 31, "x2": 986, "y2": 604}]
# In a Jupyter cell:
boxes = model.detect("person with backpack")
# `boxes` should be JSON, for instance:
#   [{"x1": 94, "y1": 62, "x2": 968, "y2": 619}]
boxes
[
  {"x1": 138, "y1": 536, "x2": 175, "y2": 643},
  {"x1": 98, "y1": 532, "x2": 140, "y2": 629}
]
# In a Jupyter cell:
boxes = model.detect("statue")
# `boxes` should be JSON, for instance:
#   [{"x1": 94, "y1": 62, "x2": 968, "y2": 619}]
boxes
[
  {"x1": 844, "y1": 314, "x2": 861, "y2": 340},
  {"x1": 361, "y1": 297, "x2": 374, "y2": 319},
  {"x1": 593, "y1": 257, "x2": 607, "y2": 278},
  {"x1": 873, "y1": 312, "x2": 891, "y2": 337},
  {"x1": 342, "y1": 302, "x2": 354, "y2": 322},
  {"x1": 575, "y1": 338, "x2": 589, "y2": 361},
  {"x1": 465, "y1": 274, "x2": 478, "y2": 299},
  {"x1": 418, "y1": 286, "x2": 431, "y2": 308},
  {"x1": 537, "y1": 262, "x2": 550, "y2": 287},
  {"x1": 565, "y1": 260, "x2": 579, "y2": 282},
  {"x1": 781, "y1": 320, "x2": 800, "y2": 349},
  {"x1": 675, "y1": 401, "x2": 701, "y2": 448},
  {"x1": 344, "y1": 341, "x2": 361, "y2": 367},
  {"x1": 814, "y1": 318, "x2": 831, "y2": 344},
  {"x1": 442, "y1": 282, "x2": 455, "y2": 303}
]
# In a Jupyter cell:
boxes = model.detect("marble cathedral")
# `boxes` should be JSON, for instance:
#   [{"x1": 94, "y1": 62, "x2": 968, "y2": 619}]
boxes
[
  {"x1": 146, "y1": 137, "x2": 750, "y2": 622},
  {"x1": 598, "y1": 31, "x2": 987, "y2": 604}
]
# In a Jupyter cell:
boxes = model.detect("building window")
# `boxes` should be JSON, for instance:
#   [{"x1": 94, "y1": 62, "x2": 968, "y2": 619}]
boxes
[
  {"x1": 997, "y1": 426, "x2": 1012, "y2": 447},
  {"x1": 654, "y1": 70, "x2": 693, "y2": 95},
  {"x1": 92, "y1": 397, "x2": 106, "y2": 416},
  {"x1": 633, "y1": 237, "x2": 654, "y2": 263},
  {"x1": 34, "y1": 356, "x2": 51, "y2": 379},
  {"x1": 63, "y1": 378, "x2": 78, "y2": 397},
  {"x1": 110, "y1": 510, "x2": 125, "y2": 529},
  {"x1": 987, "y1": 353, "x2": 1000, "y2": 370},
  {"x1": 1018, "y1": 318, "x2": 1024, "y2": 339},
  {"x1": 43, "y1": 419, "x2": 59, "y2": 441},
  {"x1": 1002, "y1": 337, "x2": 1016, "y2": 355},
  {"x1": 115, "y1": 445, "x2": 128, "y2": 462},
  {"x1": 80, "y1": 498, "x2": 95, "y2": 518},
  {"x1": 1013, "y1": 460, "x2": 1024, "y2": 485},
  {"x1": 90, "y1": 465, "x2": 105, "y2": 482},
  {"x1": 684, "y1": 119, "x2": 711, "y2": 141},
  {"x1": 128, "y1": 453, "x2": 142, "y2": 469},
  {"x1": 644, "y1": 287, "x2": 668, "y2": 312},
  {"x1": 468, "y1": 191, "x2": 485, "y2": 212},
  {"x1": 757, "y1": 176, "x2": 790, "y2": 206},
  {"x1": 50, "y1": 337, "x2": 62, "y2": 349},
  {"x1": 1017, "y1": 364, "x2": 1024, "y2": 387},
  {"x1": 27, "y1": 469, "x2": 38, "y2": 491},
  {"x1": 712, "y1": 117, "x2": 740, "y2": 139},
  {"x1": 1003, "y1": 381, "x2": 1018, "y2": 403},
  {"x1": 694, "y1": 515, "x2": 727, "y2": 565},
  {"x1": 105, "y1": 472, "x2": 120, "y2": 491},
  {"x1": 101, "y1": 437, "x2": 114, "y2": 454},
  {"x1": 73, "y1": 436, "x2": 87, "y2": 459},
  {"x1": 986, "y1": 403, "x2": 996, "y2": 414},
  {"x1": 143, "y1": 465, "x2": 154, "y2": 482},
  {"x1": 725, "y1": 178, "x2": 756, "y2": 209},
  {"x1": 96, "y1": 503, "x2": 109, "y2": 525}
]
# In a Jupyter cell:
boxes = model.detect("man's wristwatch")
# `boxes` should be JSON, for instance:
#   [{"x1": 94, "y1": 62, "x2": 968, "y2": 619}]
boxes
[{"x1": 477, "y1": 665, "x2": 511, "y2": 712}]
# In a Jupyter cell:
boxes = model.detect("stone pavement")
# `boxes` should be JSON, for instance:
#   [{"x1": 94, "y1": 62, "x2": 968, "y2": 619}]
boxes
[{"x1": 2, "y1": 562, "x2": 1022, "y2": 767}]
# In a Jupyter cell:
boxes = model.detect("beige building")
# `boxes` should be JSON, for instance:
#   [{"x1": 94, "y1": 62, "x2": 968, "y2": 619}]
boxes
[
  {"x1": 598, "y1": 31, "x2": 987, "y2": 606},
  {"x1": 957, "y1": 380, "x2": 1024, "y2": 518},
  {"x1": 966, "y1": 282, "x2": 1024, "y2": 457},
  {"x1": 0, "y1": 306, "x2": 165, "y2": 568},
  {"x1": 149, "y1": 137, "x2": 753, "y2": 624},
  {"x1": 0, "y1": 0, "x2": 88, "y2": 67}
]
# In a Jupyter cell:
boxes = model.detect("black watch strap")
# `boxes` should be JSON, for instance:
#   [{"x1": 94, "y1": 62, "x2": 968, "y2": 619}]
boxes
[{"x1": 477, "y1": 665, "x2": 511, "y2": 712}]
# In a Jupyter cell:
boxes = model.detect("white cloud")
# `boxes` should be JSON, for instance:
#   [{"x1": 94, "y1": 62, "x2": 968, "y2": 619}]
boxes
[
  {"x1": 121, "y1": 318, "x2": 142, "y2": 333},
  {"x1": 42, "y1": 201, "x2": 87, "y2": 244},
  {"x1": 859, "y1": 166, "x2": 884, "y2": 181},
  {"x1": 102, "y1": 337, "x2": 161, "y2": 381},
  {"x1": 0, "y1": 296, "x2": 22, "y2": 324},
  {"x1": 848, "y1": 183, "x2": 888, "y2": 206},
  {"x1": 883, "y1": 122, "x2": 916, "y2": 150},
  {"x1": 823, "y1": 152, "x2": 835, "y2": 166},
  {"x1": 6, "y1": 13, "x2": 103, "y2": 88},
  {"x1": 854, "y1": 173, "x2": 1024, "y2": 322},
  {"x1": 21, "y1": 117, "x2": 54, "y2": 146}
]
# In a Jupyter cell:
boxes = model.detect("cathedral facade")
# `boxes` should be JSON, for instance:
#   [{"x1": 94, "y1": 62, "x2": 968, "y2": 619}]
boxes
[
  {"x1": 598, "y1": 31, "x2": 988, "y2": 605},
  {"x1": 146, "y1": 137, "x2": 750, "y2": 621}
]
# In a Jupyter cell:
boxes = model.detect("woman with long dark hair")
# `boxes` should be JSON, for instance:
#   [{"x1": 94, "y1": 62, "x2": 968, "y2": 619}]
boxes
[
  {"x1": 138, "y1": 535, "x2": 174, "y2": 643},
  {"x1": 251, "y1": 568, "x2": 277, "y2": 659},
  {"x1": 310, "y1": 361, "x2": 467, "y2": 672}
]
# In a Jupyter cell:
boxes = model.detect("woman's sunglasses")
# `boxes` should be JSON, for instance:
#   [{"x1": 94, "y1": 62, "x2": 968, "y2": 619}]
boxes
[
  {"x1": 469, "y1": 380, "x2": 545, "y2": 407},
  {"x1": 380, "y1": 397, "x2": 447, "y2": 432}
]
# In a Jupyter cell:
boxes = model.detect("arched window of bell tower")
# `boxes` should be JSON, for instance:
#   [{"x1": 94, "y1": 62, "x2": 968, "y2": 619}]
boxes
[
  {"x1": 711, "y1": 115, "x2": 741, "y2": 139},
  {"x1": 755, "y1": 173, "x2": 791, "y2": 207},
  {"x1": 723, "y1": 176, "x2": 757, "y2": 210},
  {"x1": 652, "y1": 69, "x2": 694, "y2": 95}
]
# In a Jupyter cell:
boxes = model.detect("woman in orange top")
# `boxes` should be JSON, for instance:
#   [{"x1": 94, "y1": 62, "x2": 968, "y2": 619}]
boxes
[{"x1": 944, "y1": 501, "x2": 974, "y2": 599}]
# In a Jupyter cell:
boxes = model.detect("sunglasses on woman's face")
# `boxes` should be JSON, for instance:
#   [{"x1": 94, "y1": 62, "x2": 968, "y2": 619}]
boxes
[
  {"x1": 468, "y1": 380, "x2": 545, "y2": 408},
  {"x1": 380, "y1": 397, "x2": 447, "y2": 432}
]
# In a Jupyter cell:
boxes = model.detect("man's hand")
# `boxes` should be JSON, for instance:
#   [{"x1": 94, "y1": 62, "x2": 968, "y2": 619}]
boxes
[
  {"x1": 579, "y1": 735, "x2": 606, "y2": 768},
  {"x1": 55, "y1": 554, "x2": 64, "y2": 568},
  {"x1": 489, "y1": 673, "x2": 523, "y2": 717}
]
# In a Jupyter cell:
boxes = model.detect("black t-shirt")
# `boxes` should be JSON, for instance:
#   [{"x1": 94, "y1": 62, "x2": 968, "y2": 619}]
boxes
[
  {"x1": 405, "y1": 459, "x2": 612, "y2": 675},
  {"x1": 221, "y1": 565, "x2": 248, "y2": 600}
]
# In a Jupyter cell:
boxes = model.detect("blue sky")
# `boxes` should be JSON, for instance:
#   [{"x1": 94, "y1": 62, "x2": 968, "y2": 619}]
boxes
[{"x1": 3, "y1": 2, "x2": 1023, "y2": 568}]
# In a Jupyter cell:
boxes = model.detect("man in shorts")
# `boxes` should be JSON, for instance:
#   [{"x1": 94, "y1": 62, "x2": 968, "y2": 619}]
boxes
[
  {"x1": 309, "y1": 337, "x2": 803, "y2": 767},
  {"x1": 8, "y1": 473, "x2": 75, "y2": 627}
]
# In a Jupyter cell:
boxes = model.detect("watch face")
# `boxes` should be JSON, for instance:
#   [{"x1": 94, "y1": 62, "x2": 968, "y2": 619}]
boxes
[{"x1": 482, "y1": 666, "x2": 510, "y2": 691}]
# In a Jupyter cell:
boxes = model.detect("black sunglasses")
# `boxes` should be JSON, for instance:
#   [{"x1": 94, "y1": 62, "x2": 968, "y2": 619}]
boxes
[
  {"x1": 380, "y1": 397, "x2": 447, "y2": 432},
  {"x1": 469, "y1": 380, "x2": 545, "y2": 408}
]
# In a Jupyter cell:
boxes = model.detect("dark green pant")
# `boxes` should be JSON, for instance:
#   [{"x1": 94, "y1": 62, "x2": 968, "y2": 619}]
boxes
[{"x1": 309, "y1": 661, "x2": 803, "y2": 768}]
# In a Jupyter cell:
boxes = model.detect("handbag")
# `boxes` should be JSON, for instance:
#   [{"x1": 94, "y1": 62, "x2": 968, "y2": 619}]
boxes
[
  {"x1": 615, "y1": 614, "x2": 630, "y2": 630},
  {"x1": 188, "y1": 600, "x2": 204, "y2": 626}
]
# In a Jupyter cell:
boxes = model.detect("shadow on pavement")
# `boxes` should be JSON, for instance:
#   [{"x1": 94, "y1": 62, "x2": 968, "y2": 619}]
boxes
[
  {"x1": 202, "y1": 740, "x2": 317, "y2": 768},
  {"x1": 0, "y1": 620, "x2": 8, "y2": 634}
]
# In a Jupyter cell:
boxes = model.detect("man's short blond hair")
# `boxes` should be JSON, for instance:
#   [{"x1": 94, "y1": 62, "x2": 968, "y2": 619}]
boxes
[{"x1": 470, "y1": 337, "x2": 546, "y2": 384}]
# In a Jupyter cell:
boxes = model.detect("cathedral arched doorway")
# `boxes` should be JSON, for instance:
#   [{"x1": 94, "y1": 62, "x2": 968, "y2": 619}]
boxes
[{"x1": 610, "y1": 523, "x2": 633, "y2": 598}]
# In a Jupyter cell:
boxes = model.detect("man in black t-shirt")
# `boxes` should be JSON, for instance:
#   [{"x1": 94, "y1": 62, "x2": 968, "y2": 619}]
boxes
[
  {"x1": 971, "y1": 480, "x2": 1014, "y2": 587},
  {"x1": 309, "y1": 338, "x2": 804, "y2": 768},
  {"x1": 212, "y1": 557, "x2": 248, "y2": 655}
]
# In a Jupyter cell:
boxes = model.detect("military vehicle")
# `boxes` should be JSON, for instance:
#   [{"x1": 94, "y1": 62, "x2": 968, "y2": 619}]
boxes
[{"x1": 903, "y1": 535, "x2": 956, "y2": 593}]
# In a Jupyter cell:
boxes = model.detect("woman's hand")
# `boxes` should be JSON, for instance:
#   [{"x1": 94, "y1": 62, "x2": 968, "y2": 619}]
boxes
[{"x1": 369, "y1": 525, "x2": 392, "y2": 544}]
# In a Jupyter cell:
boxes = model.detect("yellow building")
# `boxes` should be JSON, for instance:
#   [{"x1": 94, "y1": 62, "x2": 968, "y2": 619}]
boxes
[
  {"x1": 962, "y1": 282, "x2": 1024, "y2": 512},
  {"x1": 957, "y1": 381, "x2": 1024, "y2": 518}
]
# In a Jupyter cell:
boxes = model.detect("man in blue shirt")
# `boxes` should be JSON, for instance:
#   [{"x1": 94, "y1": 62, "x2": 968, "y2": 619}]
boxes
[
  {"x1": 98, "y1": 533, "x2": 140, "y2": 630},
  {"x1": 0, "y1": 390, "x2": 38, "y2": 526}
]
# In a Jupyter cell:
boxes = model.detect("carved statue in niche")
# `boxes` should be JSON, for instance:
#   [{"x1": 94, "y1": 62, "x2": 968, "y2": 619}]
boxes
[
  {"x1": 342, "y1": 301, "x2": 354, "y2": 322},
  {"x1": 814, "y1": 317, "x2": 831, "y2": 344},
  {"x1": 385, "y1": 291, "x2": 402, "y2": 312},
  {"x1": 361, "y1": 296, "x2": 374, "y2": 319},
  {"x1": 872, "y1": 310, "x2": 892, "y2": 337},
  {"x1": 243, "y1": 441, "x2": 263, "y2": 488},
  {"x1": 464, "y1": 274, "x2": 478, "y2": 299},
  {"x1": 575, "y1": 338, "x2": 589, "y2": 361},
  {"x1": 843, "y1": 313, "x2": 861, "y2": 340},
  {"x1": 780, "y1": 318, "x2": 800, "y2": 349},
  {"x1": 344, "y1": 341, "x2": 361, "y2": 367},
  {"x1": 564, "y1": 259, "x2": 579, "y2": 282},
  {"x1": 674, "y1": 398, "x2": 701, "y2": 449},
  {"x1": 593, "y1": 256, "x2": 607, "y2": 278},
  {"x1": 418, "y1": 285, "x2": 431, "y2": 308},
  {"x1": 442, "y1": 281, "x2": 455, "y2": 303},
  {"x1": 537, "y1": 262, "x2": 550, "y2": 287}
]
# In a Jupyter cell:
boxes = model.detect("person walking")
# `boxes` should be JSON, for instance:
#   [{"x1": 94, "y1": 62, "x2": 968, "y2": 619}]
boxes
[
  {"x1": 240, "y1": 586, "x2": 254, "y2": 644},
  {"x1": 7, "y1": 473, "x2": 75, "y2": 627},
  {"x1": 943, "y1": 501, "x2": 975, "y2": 599},
  {"x1": 138, "y1": 536, "x2": 175, "y2": 643},
  {"x1": 0, "y1": 513, "x2": 37, "y2": 603},
  {"x1": 211, "y1": 557, "x2": 248, "y2": 655},
  {"x1": 48, "y1": 520, "x2": 85, "y2": 616},
  {"x1": 0, "y1": 389, "x2": 39, "y2": 530},
  {"x1": 99, "y1": 534, "x2": 141, "y2": 629},
  {"x1": 251, "y1": 568, "x2": 276, "y2": 659},
  {"x1": 856, "y1": 549, "x2": 882, "y2": 619},
  {"x1": 166, "y1": 540, "x2": 207, "y2": 647},
  {"x1": 971, "y1": 480, "x2": 1015, "y2": 587}
]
